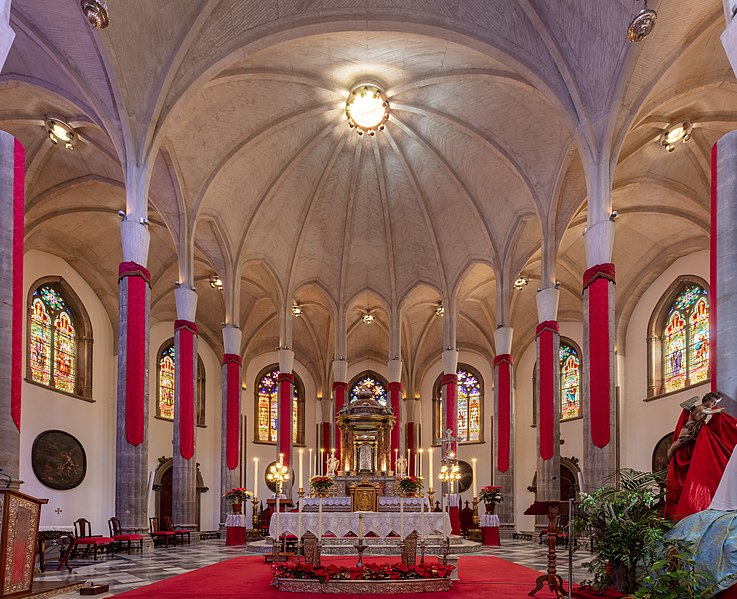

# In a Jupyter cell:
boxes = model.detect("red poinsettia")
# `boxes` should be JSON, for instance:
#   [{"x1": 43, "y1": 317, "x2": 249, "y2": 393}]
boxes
[{"x1": 272, "y1": 561, "x2": 455, "y2": 583}]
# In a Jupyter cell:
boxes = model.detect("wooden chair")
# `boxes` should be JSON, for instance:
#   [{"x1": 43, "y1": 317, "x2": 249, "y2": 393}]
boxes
[
  {"x1": 108, "y1": 517, "x2": 144, "y2": 554},
  {"x1": 163, "y1": 516, "x2": 191, "y2": 545},
  {"x1": 149, "y1": 517, "x2": 177, "y2": 548},
  {"x1": 73, "y1": 518, "x2": 114, "y2": 561}
]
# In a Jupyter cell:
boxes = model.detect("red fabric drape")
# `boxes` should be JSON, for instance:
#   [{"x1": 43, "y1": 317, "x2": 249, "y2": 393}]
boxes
[
  {"x1": 333, "y1": 381, "x2": 347, "y2": 461},
  {"x1": 278, "y1": 372, "x2": 294, "y2": 469},
  {"x1": 536, "y1": 321, "x2": 559, "y2": 461},
  {"x1": 494, "y1": 354, "x2": 514, "y2": 473},
  {"x1": 585, "y1": 265, "x2": 614, "y2": 449},
  {"x1": 710, "y1": 143, "x2": 718, "y2": 392},
  {"x1": 665, "y1": 411, "x2": 737, "y2": 520},
  {"x1": 119, "y1": 262, "x2": 151, "y2": 446},
  {"x1": 406, "y1": 422, "x2": 416, "y2": 476},
  {"x1": 321, "y1": 421, "x2": 331, "y2": 473},
  {"x1": 223, "y1": 353, "x2": 241, "y2": 471},
  {"x1": 10, "y1": 139, "x2": 24, "y2": 431},
  {"x1": 175, "y1": 320, "x2": 198, "y2": 461},
  {"x1": 388, "y1": 382, "x2": 402, "y2": 461},
  {"x1": 441, "y1": 373, "x2": 458, "y2": 454}
]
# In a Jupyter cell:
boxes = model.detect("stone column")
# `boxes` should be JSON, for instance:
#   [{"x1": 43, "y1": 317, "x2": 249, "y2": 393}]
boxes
[
  {"x1": 0, "y1": 131, "x2": 23, "y2": 489},
  {"x1": 220, "y1": 325, "x2": 242, "y2": 525},
  {"x1": 441, "y1": 349, "x2": 459, "y2": 457},
  {"x1": 583, "y1": 219, "x2": 618, "y2": 490},
  {"x1": 714, "y1": 133, "x2": 737, "y2": 416},
  {"x1": 277, "y1": 348, "x2": 294, "y2": 497},
  {"x1": 388, "y1": 359, "x2": 402, "y2": 464},
  {"x1": 173, "y1": 287, "x2": 198, "y2": 530},
  {"x1": 535, "y1": 289, "x2": 561, "y2": 514},
  {"x1": 332, "y1": 359, "x2": 348, "y2": 464},
  {"x1": 0, "y1": 0, "x2": 15, "y2": 72},
  {"x1": 115, "y1": 219, "x2": 151, "y2": 534},
  {"x1": 493, "y1": 326, "x2": 515, "y2": 529}
]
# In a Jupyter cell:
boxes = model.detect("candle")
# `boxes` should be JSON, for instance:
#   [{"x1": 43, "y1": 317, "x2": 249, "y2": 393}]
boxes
[
  {"x1": 418, "y1": 448, "x2": 424, "y2": 478},
  {"x1": 420, "y1": 491, "x2": 425, "y2": 543},
  {"x1": 320, "y1": 448, "x2": 324, "y2": 476},
  {"x1": 471, "y1": 458, "x2": 477, "y2": 498},
  {"x1": 253, "y1": 457, "x2": 259, "y2": 499},
  {"x1": 428, "y1": 449, "x2": 434, "y2": 490},
  {"x1": 297, "y1": 480, "x2": 303, "y2": 546},
  {"x1": 394, "y1": 448, "x2": 398, "y2": 473},
  {"x1": 309, "y1": 448, "x2": 313, "y2": 479},
  {"x1": 407, "y1": 449, "x2": 411, "y2": 475},
  {"x1": 299, "y1": 449, "x2": 304, "y2": 490},
  {"x1": 279, "y1": 452, "x2": 284, "y2": 466},
  {"x1": 400, "y1": 496, "x2": 405, "y2": 539}
]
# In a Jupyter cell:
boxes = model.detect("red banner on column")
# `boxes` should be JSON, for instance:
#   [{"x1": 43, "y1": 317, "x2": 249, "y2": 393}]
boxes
[
  {"x1": 321, "y1": 421, "x2": 331, "y2": 473},
  {"x1": 333, "y1": 381, "x2": 347, "y2": 460},
  {"x1": 494, "y1": 354, "x2": 514, "y2": 473},
  {"x1": 119, "y1": 262, "x2": 151, "y2": 446},
  {"x1": 388, "y1": 381, "x2": 402, "y2": 460},
  {"x1": 175, "y1": 320, "x2": 198, "y2": 460},
  {"x1": 441, "y1": 373, "x2": 458, "y2": 454},
  {"x1": 223, "y1": 354, "x2": 242, "y2": 470},
  {"x1": 583, "y1": 264, "x2": 614, "y2": 449},
  {"x1": 10, "y1": 139, "x2": 24, "y2": 431},
  {"x1": 278, "y1": 372, "x2": 294, "y2": 469},
  {"x1": 536, "y1": 321, "x2": 559, "y2": 461}
]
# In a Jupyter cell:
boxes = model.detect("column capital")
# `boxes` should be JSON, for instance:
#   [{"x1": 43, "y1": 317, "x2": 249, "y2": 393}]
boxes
[
  {"x1": 175, "y1": 286, "x2": 197, "y2": 321},
  {"x1": 442, "y1": 348, "x2": 458, "y2": 373},
  {"x1": 494, "y1": 326, "x2": 513, "y2": 355},
  {"x1": 121, "y1": 219, "x2": 150, "y2": 266},
  {"x1": 332, "y1": 358, "x2": 348, "y2": 382},
  {"x1": 222, "y1": 324, "x2": 242, "y2": 355},
  {"x1": 536, "y1": 288, "x2": 559, "y2": 323},
  {"x1": 584, "y1": 219, "x2": 614, "y2": 267},
  {"x1": 279, "y1": 348, "x2": 294, "y2": 372}
]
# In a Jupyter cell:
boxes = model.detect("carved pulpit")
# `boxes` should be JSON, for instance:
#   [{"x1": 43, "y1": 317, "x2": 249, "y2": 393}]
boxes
[{"x1": 349, "y1": 479, "x2": 380, "y2": 512}]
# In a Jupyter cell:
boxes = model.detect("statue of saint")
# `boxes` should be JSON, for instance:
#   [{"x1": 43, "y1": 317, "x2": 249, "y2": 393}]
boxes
[
  {"x1": 395, "y1": 454, "x2": 408, "y2": 477},
  {"x1": 326, "y1": 454, "x2": 340, "y2": 477}
]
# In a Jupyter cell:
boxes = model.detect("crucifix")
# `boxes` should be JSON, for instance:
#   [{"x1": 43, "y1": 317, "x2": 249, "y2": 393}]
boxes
[{"x1": 437, "y1": 428, "x2": 456, "y2": 460}]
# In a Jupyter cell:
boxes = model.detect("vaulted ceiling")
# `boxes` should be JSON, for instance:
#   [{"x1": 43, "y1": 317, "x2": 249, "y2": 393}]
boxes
[{"x1": 1, "y1": 0, "x2": 731, "y2": 392}]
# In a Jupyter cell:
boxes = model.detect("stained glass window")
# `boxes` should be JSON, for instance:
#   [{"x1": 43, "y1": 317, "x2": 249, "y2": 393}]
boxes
[
  {"x1": 349, "y1": 374, "x2": 387, "y2": 406},
  {"x1": 663, "y1": 285, "x2": 709, "y2": 392},
  {"x1": 559, "y1": 342, "x2": 581, "y2": 421},
  {"x1": 457, "y1": 369, "x2": 481, "y2": 442},
  {"x1": 256, "y1": 367, "x2": 302, "y2": 444},
  {"x1": 158, "y1": 346, "x2": 176, "y2": 420},
  {"x1": 28, "y1": 285, "x2": 77, "y2": 393}
]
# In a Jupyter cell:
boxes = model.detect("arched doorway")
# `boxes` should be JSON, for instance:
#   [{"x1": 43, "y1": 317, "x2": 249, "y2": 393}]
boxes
[{"x1": 152, "y1": 457, "x2": 208, "y2": 529}]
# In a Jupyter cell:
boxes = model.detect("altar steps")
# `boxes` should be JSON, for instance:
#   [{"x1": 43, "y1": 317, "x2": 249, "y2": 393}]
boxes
[{"x1": 245, "y1": 537, "x2": 482, "y2": 556}]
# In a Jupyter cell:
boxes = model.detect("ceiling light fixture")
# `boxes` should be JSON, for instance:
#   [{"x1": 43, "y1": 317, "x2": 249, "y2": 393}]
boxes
[
  {"x1": 45, "y1": 117, "x2": 76, "y2": 150},
  {"x1": 660, "y1": 122, "x2": 693, "y2": 152},
  {"x1": 435, "y1": 304, "x2": 445, "y2": 317},
  {"x1": 209, "y1": 275, "x2": 223, "y2": 291},
  {"x1": 627, "y1": 0, "x2": 656, "y2": 42},
  {"x1": 346, "y1": 83, "x2": 389, "y2": 136},
  {"x1": 361, "y1": 312, "x2": 375, "y2": 325},
  {"x1": 291, "y1": 303, "x2": 303, "y2": 318},
  {"x1": 80, "y1": 0, "x2": 109, "y2": 29},
  {"x1": 513, "y1": 277, "x2": 528, "y2": 291}
]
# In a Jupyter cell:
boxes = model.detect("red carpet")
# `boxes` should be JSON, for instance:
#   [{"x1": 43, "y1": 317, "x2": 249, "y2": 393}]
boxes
[{"x1": 115, "y1": 555, "x2": 563, "y2": 598}]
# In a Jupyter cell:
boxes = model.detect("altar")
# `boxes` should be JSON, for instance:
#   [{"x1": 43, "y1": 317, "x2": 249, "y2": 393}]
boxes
[
  {"x1": 302, "y1": 496, "x2": 428, "y2": 512},
  {"x1": 269, "y1": 511, "x2": 450, "y2": 540}
]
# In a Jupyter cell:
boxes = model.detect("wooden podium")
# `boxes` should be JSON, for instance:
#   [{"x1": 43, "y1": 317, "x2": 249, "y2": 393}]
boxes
[
  {"x1": 0, "y1": 490, "x2": 48, "y2": 597},
  {"x1": 523, "y1": 500, "x2": 569, "y2": 599}
]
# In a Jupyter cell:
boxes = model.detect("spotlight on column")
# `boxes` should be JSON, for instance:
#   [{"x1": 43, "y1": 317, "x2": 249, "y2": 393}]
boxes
[{"x1": 609, "y1": 210, "x2": 619, "y2": 221}]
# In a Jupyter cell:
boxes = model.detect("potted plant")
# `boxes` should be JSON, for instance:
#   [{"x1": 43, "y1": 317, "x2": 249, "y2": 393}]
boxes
[
  {"x1": 478, "y1": 485, "x2": 503, "y2": 513},
  {"x1": 397, "y1": 476, "x2": 424, "y2": 497},
  {"x1": 223, "y1": 487, "x2": 253, "y2": 513},
  {"x1": 309, "y1": 475, "x2": 334, "y2": 497}
]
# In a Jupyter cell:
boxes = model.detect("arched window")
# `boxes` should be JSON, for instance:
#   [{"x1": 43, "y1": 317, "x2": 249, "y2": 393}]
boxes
[
  {"x1": 254, "y1": 365, "x2": 305, "y2": 445},
  {"x1": 156, "y1": 340, "x2": 206, "y2": 426},
  {"x1": 348, "y1": 371, "x2": 388, "y2": 406},
  {"x1": 433, "y1": 364, "x2": 484, "y2": 444},
  {"x1": 559, "y1": 340, "x2": 582, "y2": 421},
  {"x1": 27, "y1": 278, "x2": 92, "y2": 399},
  {"x1": 648, "y1": 278, "x2": 710, "y2": 398}
]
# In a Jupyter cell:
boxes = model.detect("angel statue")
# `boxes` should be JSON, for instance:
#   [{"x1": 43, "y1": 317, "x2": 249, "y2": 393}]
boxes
[{"x1": 326, "y1": 453, "x2": 340, "y2": 477}]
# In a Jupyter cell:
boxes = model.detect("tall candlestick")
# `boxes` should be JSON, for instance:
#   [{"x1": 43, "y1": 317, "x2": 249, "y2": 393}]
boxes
[
  {"x1": 394, "y1": 448, "x2": 398, "y2": 473},
  {"x1": 418, "y1": 448, "x2": 424, "y2": 478},
  {"x1": 428, "y1": 449, "x2": 434, "y2": 491},
  {"x1": 253, "y1": 457, "x2": 259, "y2": 499},
  {"x1": 407, "y1": 449, "x2": 411, "y2": 475},
  {"x1": 320, "y1": 448, "x2": 324, "y2": 476},
  {"x1": 471, "y1": 458, "x2": 477, "y2": 498},
  {"x1": 298, "y1": 449, "x2": 304, "y2": 490},
  {"x1": 309, "y1": 448, "x2": 313, "y2": 479},
  {"x1": 420, "y1": 490, "x2": 425, "y2": 543}
]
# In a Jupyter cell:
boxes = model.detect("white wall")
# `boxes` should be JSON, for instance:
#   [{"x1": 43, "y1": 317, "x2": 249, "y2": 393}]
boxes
[{"x1": 20, "y1": 250, "x2": 116, "y2": 535}]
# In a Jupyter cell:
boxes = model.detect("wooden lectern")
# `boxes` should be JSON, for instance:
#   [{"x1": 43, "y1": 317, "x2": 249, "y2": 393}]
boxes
[
  {"x1": 523, "y1": 500, "x2": 569, "y2": 599},
  {"x1": 0, "y1": 490, "x2": 48, "y2": 597}
]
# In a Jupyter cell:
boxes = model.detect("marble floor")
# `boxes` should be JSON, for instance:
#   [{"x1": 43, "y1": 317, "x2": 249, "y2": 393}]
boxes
[{"x1": 37, "y1": 538, "x2": 593, "y2": 597}]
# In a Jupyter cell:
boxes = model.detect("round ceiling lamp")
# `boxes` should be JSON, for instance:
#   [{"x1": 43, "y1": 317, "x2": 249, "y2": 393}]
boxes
[
  {"x1": 45, "y1": 117, "x2": 77, "y2": 150},
  {"x1": 627, "y1": 0, "x2": 656, "y2": 43},
  {"x1": 80, "y1": 0, "x2": 110, "y2": 29},
  {"x1": 346, "y1": 83, "x2": 389, "y2": 136},
  {"x1": 660, "y1": 122, "x2": 693, "y2": 152}
]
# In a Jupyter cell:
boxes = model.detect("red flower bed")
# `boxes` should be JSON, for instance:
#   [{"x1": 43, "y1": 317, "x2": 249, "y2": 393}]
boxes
[{"x1": 272, "y1": 561, "x2": 454, "y2": 583}]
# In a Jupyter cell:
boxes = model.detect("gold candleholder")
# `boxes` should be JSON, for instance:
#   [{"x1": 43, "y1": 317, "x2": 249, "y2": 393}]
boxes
[
  {"x1": 298, "y1": 488, "x2": 304, "y2": 499},
  {"x1": 472, "y1": 496, "x2": 479, "y2": 527},
  {"x1": 251, "y1": 496, "x2": 260, "y2": 537},
  {"x1": 428, "y1": 488, "x2": 435, "y2": 508}
]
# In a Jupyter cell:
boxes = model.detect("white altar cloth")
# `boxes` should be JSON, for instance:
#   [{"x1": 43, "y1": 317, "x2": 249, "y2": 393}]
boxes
[
  {"x1": 269, "y1": 511, "x2": 451, "y2": 539},
  {"x1": 225, "y1": 514, "x2": 247, "y2": 527},
  {"x1": 301, "y1": 496, "x2": 429, "y2": 512},
  {"x1": 480, "y1": 514, "x2": 500, "y2": 527}
]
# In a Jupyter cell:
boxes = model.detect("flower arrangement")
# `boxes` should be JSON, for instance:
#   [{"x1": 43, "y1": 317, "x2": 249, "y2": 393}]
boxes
[
  {"x1": 309, "y1": 475, "x2": 334, "y2": 495},
  {"x1": 223, "y1": 487, "x2": 252, "y2": 503},
  {"x1": 479, "y1": 485, "x2": 504, "y2": 504},
  {"x1": 398, "y1": 475, "x2": 424, "y2": 494},
  {"x1": 272, "y1": 561, "x2": 454, "y2": 583}
]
